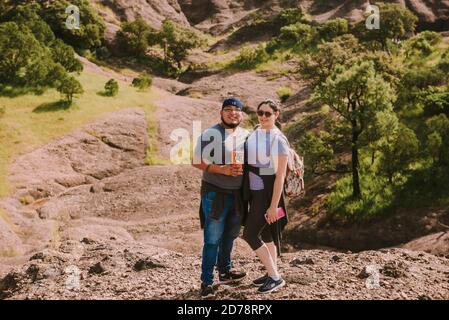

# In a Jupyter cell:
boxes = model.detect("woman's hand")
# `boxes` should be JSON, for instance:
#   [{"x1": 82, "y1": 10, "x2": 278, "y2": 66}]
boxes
[{"x1": 265, "y1": 206, "x2": 277, "y2": 225}]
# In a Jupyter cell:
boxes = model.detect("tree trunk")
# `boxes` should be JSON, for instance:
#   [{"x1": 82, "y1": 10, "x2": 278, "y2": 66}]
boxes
[
  {"x1": 164, "y1": 43, "x2": 169, "y2": 69},
  {"x1": 351, "y1": 121, "x2": 361, "y2": 199}
]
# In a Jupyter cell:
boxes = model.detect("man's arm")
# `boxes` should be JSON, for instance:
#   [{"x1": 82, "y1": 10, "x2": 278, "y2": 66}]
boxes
[{"x1": 192, "y1": 161, "x2": 242, "y2": 177}]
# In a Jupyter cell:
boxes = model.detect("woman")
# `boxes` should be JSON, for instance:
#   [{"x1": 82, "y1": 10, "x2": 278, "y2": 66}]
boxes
[{"x1": 242, "y1": 99, "x2": 289, "y2": 294}]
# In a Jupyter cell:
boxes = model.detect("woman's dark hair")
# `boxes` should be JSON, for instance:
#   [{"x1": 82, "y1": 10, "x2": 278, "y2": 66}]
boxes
[{"x1": 257, "y1": 99, "x2": 282, "y2": 130}]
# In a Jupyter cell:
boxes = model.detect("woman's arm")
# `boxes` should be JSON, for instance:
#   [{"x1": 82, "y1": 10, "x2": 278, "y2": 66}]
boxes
[{"x1": 266, "y1": 154, "x2": 288, "y2": 224}]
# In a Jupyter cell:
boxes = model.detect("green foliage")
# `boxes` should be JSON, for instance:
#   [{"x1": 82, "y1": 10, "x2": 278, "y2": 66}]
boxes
[
  {"x1": 378, "y1": 124, "x2": 420, "y2": 184},
  {"x1": 116, "y1": 17, "x2": 153, "y2": 58},
  {"x1": 6, "y1": 3, "x2": 55, "y2": 45},
  {"x1": 228, "y1": 44, "x2": 269, "y2": 70},
  {"x1": 438, "y1": 49, "x2": 449, "y2": 74},
  {"x1": 405, "y1": 31, "x2": 442, "y2": 58},
  {"x1": 0, "y1": 2, "x2": 85, "y2": 96},
  {"x1": 327, "y1": 173, "x2": 395, "y2": 221},
  {"x1": 279, "y1": 22, "x2": 317, "y2": 47},
  {"x1": 0, "y1": 21, "x2": 51, "y2": 88},
  {"x1": 57, "y1": 75, "x2": 83, "y2": 103},
  {"x1": 425, "y1": 114, "x2": 449, "y2": 166},
  {"x1": 315, "y1": 60, "x2": 396, "y2": 198},
  {"x1": 353, "y1": 3, "x2": 418, "y2": 51},
  {"x1": 276, "y1": 86, "x2": 293, "y2": 102},
  {"x1": 50, "y1": 39, "x2": 83, "y2": 73},
  {"x1": 287, "y1": 3, "x2": 446, "y2": 219},
  {"x1": 296, "y1": 131, "x2": 335, "y2": 176},
  {"x1": 104, "y1": 79, "x2": 119, "y2": 97},
  {"x1": 132, "y1": 73, "x2": 152, "y2": 91},
  {"x1": 396, "y1": 66, "x2": 446, "y2": 115},
  {"x1": 318, "y1": 18, "x2": 349, "y2": 42},
  {"x1": 422, "y1": 87, "x2": 449, "y2": 117},
  {"x1": 39, "y1": 0, "x2": 106, "y2": 50},
  {"x1": 116, "y1": 18, "x2": 203, "y2": 75},
  {"x1": 274, "y1": 8, "x2": 305, "y2": 28},
  {"x1": 157, "y1": 19, "x2": 204, "y2": 71},
  {"x1": 298, "y1": 34, "x2": 360, "y2": 87}
]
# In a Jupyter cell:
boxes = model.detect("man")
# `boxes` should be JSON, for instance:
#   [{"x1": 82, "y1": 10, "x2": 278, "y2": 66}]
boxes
[{"x1": 192, "y1": 97, "x2": 249, "y2": 299}]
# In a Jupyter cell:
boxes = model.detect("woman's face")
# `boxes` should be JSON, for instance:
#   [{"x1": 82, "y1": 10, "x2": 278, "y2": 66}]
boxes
[{"x1": 257, "y1": 105, "x2": 279, "y2": 128}]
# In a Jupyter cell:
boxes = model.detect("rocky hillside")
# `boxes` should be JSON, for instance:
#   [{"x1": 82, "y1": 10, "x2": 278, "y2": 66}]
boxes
[{"x1": 93, "y1": 0, "x2": 449, "y2": 41}]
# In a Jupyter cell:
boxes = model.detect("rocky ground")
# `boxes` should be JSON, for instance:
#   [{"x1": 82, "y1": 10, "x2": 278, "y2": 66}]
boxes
[{"x1": 1, "y1": 239, "x2": 448, "y2": 300}]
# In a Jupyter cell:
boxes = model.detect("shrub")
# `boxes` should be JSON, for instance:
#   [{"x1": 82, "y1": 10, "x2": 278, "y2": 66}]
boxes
[
  {"x1": 318, "y1": 18, "x2": 349, "y2": 42},
  {"x1": 57, "y1": 75, "x2": 83, "y2": 103},
  {"x1": 276, "y1": 86, "x2": 293, "y2": 102},
  {"x1": 279, "y1": 23, "x2": 317, "y2": 47},
  {"x1": 327, "y1": 173, "x2": 395, "y2": 221},
  {"x1": 228, "y1": 44, "x2": 269, "y2": 70},
  {"x1": 104, "y1": 79, "x2": 119, "y2": 96},
  {"x1": 132, "y1": 73, "x2": 152, "y2": 91}
]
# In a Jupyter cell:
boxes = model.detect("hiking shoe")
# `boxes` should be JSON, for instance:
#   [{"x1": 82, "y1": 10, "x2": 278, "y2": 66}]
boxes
[
  {"x1": 258, "y1": 277, "x2": 285, "y2": 294},
  {"x1": 200, "y1": 283, "x2": 215, "y2": 299},
  {"x1": 218, "y1": 270, "x2": 247, "y2": 284},
  {"x1": 252, "y1": 274, "x2": 269, "y2": 287}
]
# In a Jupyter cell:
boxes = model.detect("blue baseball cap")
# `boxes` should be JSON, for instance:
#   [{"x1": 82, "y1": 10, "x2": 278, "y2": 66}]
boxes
[{"x1": 222, "y1": 97, "x2": 243, "y2": 110}]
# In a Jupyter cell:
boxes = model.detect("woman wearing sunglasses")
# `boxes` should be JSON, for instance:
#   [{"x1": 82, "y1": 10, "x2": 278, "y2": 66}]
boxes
[{"x1": 242, "y1": 99, "x2": 289, "y2": 294}]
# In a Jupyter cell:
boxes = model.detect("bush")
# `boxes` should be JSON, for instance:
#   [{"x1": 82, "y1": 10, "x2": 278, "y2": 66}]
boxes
[
  {"x1": 327, "y1": 173, "x2": 395, "y2": 221},
  {"x1": 104, "y1": 79, "x2": 119, "y2": 96},
  {"x1": 276, "y1": 86, "x2": 293, "y2": 102},
  {"x1": 57, "y1": 75, "x2": 83, "y2": 103},
  {"x1": 405, "y1": 31, "x2": 441, "y2": 58},
  {"x1": 274, "y1": 8, "x2": 305, "y2": 28},
  {"x1": 438, "y1": 50, "x2": 449, "y2": 74},
  {"x1": 39, "y1": 0, "x2": 106, "y2": 50},
  {"x1": 228, "y1": 44, "x2": 269, "y2": 70},
  {"x1": 318, "y1": 18, "x2": 349, "y2": 42},
  {"x1": 279, "y1": 23, "x2": 317, "y2": 47},
  {"x1": 116, "y1": 17, "x2": 153, "y2": 58},
  {"x1": 296, "y1": 131, "x2": 335, "y2": 177},
  {"x1": 132, "y1": 73, "x2": 152, "y2": 91}
]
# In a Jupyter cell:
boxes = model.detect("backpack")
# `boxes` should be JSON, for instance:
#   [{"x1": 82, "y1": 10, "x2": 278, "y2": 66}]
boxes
[
  {"x1": 284, "y1": 146, "x2": 305, "y2": 198},
  {"x1": 277, "y1": 134, "x2": 305, "y2": 198}
]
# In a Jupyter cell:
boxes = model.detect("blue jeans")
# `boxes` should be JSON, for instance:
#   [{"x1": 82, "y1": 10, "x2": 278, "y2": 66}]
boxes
[{"x1": 201, "y1": 191, "x2": 241, "y2": 285}]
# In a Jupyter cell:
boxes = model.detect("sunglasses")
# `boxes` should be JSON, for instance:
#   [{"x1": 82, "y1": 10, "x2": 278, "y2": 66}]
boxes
[{"x1": 257, "y1": 110, "x2": 274, "y2": 117}]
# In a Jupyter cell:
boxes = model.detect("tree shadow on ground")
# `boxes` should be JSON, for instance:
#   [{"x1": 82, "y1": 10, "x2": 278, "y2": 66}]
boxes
[
  {"x1": 33, "y1": 100, "x2": 71, "y2": 113},
  {"x1": 0, "y1": 86, "x2": 45, "y2": 98}
]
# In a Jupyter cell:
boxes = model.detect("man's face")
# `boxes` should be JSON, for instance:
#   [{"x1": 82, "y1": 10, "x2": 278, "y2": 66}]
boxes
[{"x1": 221, "y1": 106, "x2": 243, "y2": 128}]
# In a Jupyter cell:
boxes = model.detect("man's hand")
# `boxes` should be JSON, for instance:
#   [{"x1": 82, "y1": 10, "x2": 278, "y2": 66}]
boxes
[{"x1": 220, "y1": 164, "x2": 243, "y2": 177}]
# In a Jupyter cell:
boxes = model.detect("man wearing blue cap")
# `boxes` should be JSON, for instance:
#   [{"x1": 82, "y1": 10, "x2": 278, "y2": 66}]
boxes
[{"x1": 193, "y1": 97, "x2": 250, "y2": 298}]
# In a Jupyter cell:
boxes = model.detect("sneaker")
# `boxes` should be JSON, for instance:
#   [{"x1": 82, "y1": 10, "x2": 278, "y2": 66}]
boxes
[
  {"x1": 258, "y1": 277, "x2": 285, "y2": 294},
  {"x1": 218, "y1": 270, "x2": 247, "y2": 284},
  {"x1": 200, "y1": 283, "x2": 215, "y2": 299},
  {"x1": 252, "y1": 274, "x2": 269, "y2": 287}
]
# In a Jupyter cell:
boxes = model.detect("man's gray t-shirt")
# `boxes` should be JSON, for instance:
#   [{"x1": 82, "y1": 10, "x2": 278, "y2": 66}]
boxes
[{"x1": 194, "y1": 124, "x2": 249, "y2": 190}]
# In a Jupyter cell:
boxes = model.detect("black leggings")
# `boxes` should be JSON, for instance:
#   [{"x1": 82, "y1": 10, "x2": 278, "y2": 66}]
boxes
[{"x1": 243, "y1": 190, "x2": 273, "y2": 250}]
